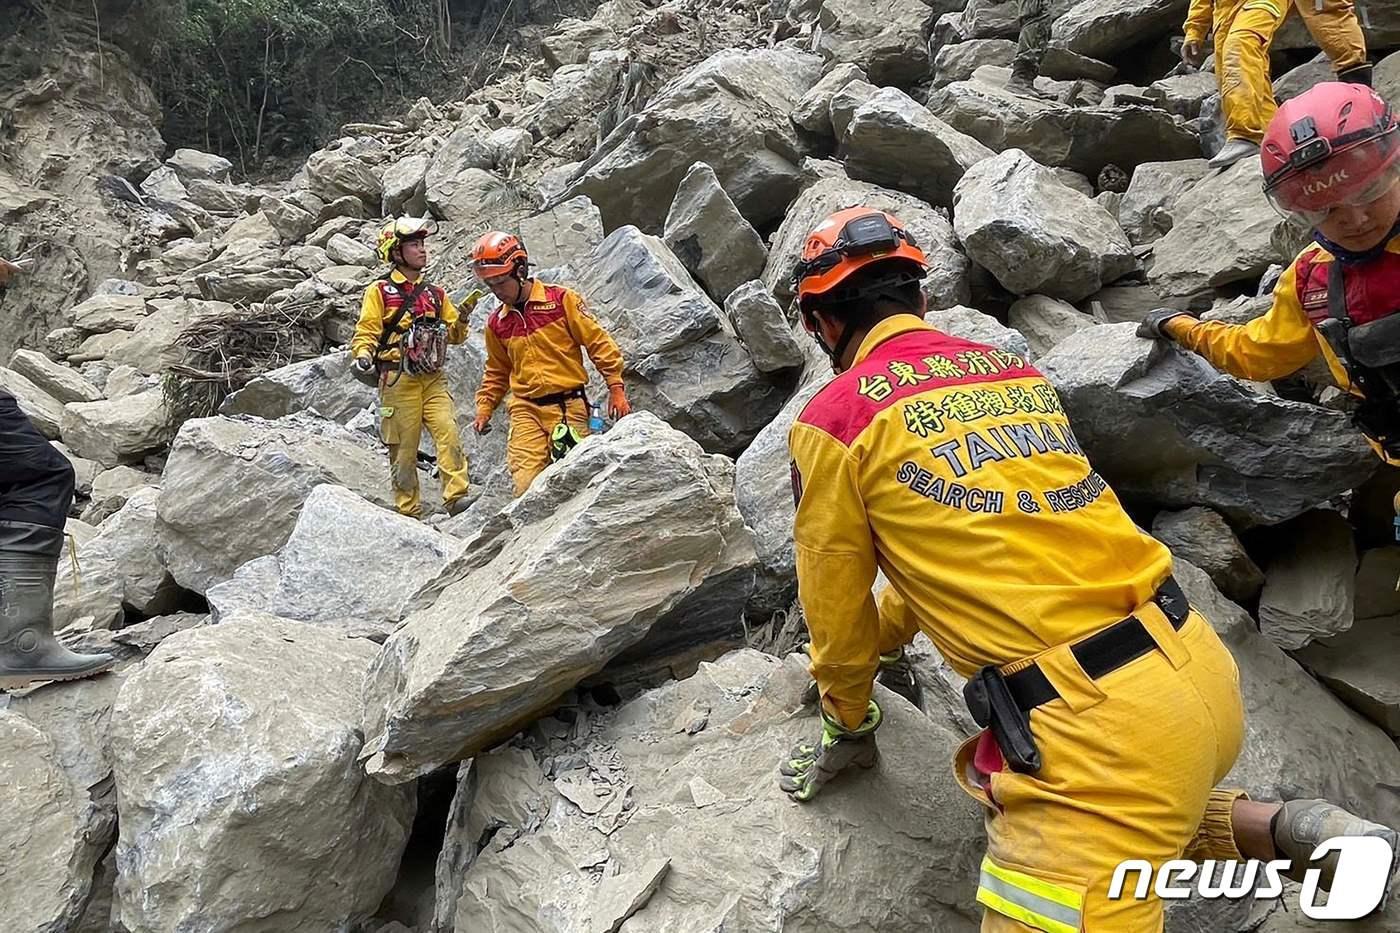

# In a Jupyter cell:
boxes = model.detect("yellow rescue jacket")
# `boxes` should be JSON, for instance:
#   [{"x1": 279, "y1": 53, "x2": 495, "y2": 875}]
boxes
[
  {"x1": 351, "y1": 269, "x2": 466, "y2": 364},
  {"x1": 1166, "y1": 233, "x2": 1400, "y2": 462},
  {"x1": 475, "y1": 279, "x2": 625, "y2": 419},
  {"x1": 790, "y1": 315, "x2": 1173, "y2": 729}
]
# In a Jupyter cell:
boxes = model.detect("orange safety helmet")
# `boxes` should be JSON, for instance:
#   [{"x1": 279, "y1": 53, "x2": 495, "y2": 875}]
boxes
[
  {"x1": 471, "y1": 231, "x2": 529, "y2": 279},
  {"x1": 792, "y1": 207, "x2": 928, "y2": 311}
]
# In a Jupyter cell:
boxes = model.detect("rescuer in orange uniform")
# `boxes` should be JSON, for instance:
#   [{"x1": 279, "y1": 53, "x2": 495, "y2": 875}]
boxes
[
  {"x1": 470, "y1": 232, "x2": 631, "y2": 496},
  {"x1": 779, "y1": 206, "x2": 1398, "y2": 929}
]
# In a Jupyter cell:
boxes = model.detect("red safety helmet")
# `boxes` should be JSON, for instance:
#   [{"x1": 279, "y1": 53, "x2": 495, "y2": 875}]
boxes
[
  {"x1": 792, "y1": 207, "x2": 928, "y2": 311},
  {"x1": 1262, "y1": 82, "x2": 1400, "y2": 225},
  {"x1": 472, "y1": 231, "x2": 528, "y2": 279}
]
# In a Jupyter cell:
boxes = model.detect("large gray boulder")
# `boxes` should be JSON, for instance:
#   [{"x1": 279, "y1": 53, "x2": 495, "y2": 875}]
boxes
[
  {"x1": 0, "y1": 366, "x2": 64, "y2": 439},
  {"x1": 829, "y1": 78, "x2": 881, "y2": 140},
  {"x1": 817, "y1": 0, "x2": 935, "y2": 86},
  {"x1": 571, "y1": 227, "x2": 793, "y2": 456},
  {"x1": 0, "y1": 674, "x2": 123, "y2": 933},
  {"x1": 166, "y1": 148, "x2": 233, "y2": 183},
  {"x1": 933, "y1": 38, "x2": 1016, "y2": 86},
  {"x1": 1051, "y1": 0, "x2": 1188, "y2": 59},
  {"x1": 156, "y1": 413, "x2": 390, "y2": 594},
  {"x1": 1117, "y1": 159, "x2": 1212, "y2": 246},
  {"x1": 55, "y1": 488, "x2": 179, "y2": 630},
  {"x1": 1258, "y1": 509, "x2": 1357, "y2": 651},
  {"x1": 360, "y1": 414, "x2": 758, "y2": 783},
  {"x1": 842, "y1": 87, "x2": 994, "y2": 210},
  {"x1": 953, "y1": 149, "x2": 1135, "y2": 302},
  {"x1": 1152, "y1": 506, "x2": 1264, "y2": 605},
  {"x1": 1038, "y1": 324, "x2": 1376, "y2": 526},
  {"x1": 763, "y1": 167, "x2": 970, "y2": 309},
  {"x1": 81, "y1": 464, "x2": 155, "y2": 525},
  {"x1": 724, "y1": 281, "x2": 806, "y2": 373},
  {"x1": 425, "y1": 125, "x2": 495, "y2": 216},
  {"x1": 306, "y1": 147, "x2": 382, "y2": 205},
  {"x1": 220, "y1": 350, "x2": 377, "y2": 424},
  {"x1": 1296, "y1": 548, "x2": 1400, "y2": 737},
  {"x1": 206, "y1": 484, "x2": 464, "y2": 639},
  {"x1": 926, "y1": 70, "x2": 1201, "y2": 179},
  {"x1": 110, "y1": 615, "x2": 416, "y2": 933},
  {"x1": 105, "y1": 296, "x2": 206, "y2": 375},
  {"x1": 444, "y1": 649, "x2": 983, "y2": 931},
  {"x1": 662, "y1": 162, "x2": 769, "y2": 304},
  {"x1": 521, "y1": 50, "x2": 626, "y2": 141},
  {"x1": 70, "y1": 293, "x2": 149, "y2": 335},
  {"x1": 518, "y1": 195, "x2": 606, "y2": 271},
  {"x1": 381, "y1": 152, "x2": 430, "y2": 217},
  {"x1": 425, "y1": 167, "x2": 511, "y2": 225},
  {"x1": 1008, "y1": 295, "x2": 1097, "y2": 358},
  {"x1": 561, "y1": 48, "x2": 824, "y2": 232},
  {"x1": 60, "y1": 391, "x2": 172, "y2": 467},
  {"x1": 791, "y1": 62, "x2": 868, "y2": 136},
  {"x1": 925, "y1": 305, "x2": 1033, "y2": 358},
  {"x1": 1148, "y1": 157, "x2": 1287, "y2": 301},
  {"x1": 8, "y1": 349, "x2": 103, "y2": 404},
  {"x1": 540, "y1": 17, "x2": 621, "y2": 70}
]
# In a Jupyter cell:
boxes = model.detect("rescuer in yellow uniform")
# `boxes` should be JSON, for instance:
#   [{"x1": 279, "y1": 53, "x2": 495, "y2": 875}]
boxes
[{"x1": 778, "y1": 206, "x2": 1398, "y2": 930}]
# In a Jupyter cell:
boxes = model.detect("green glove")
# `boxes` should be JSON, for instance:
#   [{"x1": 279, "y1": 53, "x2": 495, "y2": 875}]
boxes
[{"x1": 778, "y1": 700, "x2": 882, "y2": 802}]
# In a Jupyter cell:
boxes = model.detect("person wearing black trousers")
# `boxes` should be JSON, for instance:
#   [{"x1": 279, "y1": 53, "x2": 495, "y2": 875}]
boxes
[{"x1": 0, "y1": 261, "x2": 114, "y2": 689}]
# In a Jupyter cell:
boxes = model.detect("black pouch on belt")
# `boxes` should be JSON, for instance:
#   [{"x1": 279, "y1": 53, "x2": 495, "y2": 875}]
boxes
[{"x1": 964, "y1": 666, "x2": 1043, "y2": 774}]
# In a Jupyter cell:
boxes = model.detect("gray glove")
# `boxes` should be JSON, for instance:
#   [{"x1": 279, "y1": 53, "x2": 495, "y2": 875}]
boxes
[
  {"x1": 1138, "y1": 308, "x2": 1193, "y2": 340},
  {"x1": 778, "y1": 701, "x2": 882, "y2": 802},
  {"x1": 352, "y1": 354, "x2": 374, "y2": 374}
]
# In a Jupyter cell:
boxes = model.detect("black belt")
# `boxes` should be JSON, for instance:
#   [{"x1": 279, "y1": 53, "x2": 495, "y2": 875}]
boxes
[
  {"x1": 524, "y1": 387, "x2": 586, "y2": 408},
  {"x1": 1005, "y1": 575, "x2": 1191, "y2": 712}
]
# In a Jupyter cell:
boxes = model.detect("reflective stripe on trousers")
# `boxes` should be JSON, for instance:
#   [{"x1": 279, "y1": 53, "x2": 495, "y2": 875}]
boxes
[{"x1": 977, "y1": 856, "x2": 1084, "y2": 933}]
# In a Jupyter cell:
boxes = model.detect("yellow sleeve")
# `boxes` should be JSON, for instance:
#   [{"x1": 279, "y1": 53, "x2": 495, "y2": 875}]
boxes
[
  {"x1": 789, "y1": 420, "x2": 880, "y2": 731},
  {"x1": 351, "y1": 284, "x2": 386, "y2": 359},
  {"x1": 1170, "y1": 263, "x2": 1320, "y2": 381},
  {"x1": 440, "y1": 291, "x2": 467, "y2": 345},
  {"x1": 565, "y1": 290, "x2": 626, "y2": 387},
  {"x1": 876, "y1": 585, "x2": 920, "y2": 657},
  {"x1": 1184, "y1": 0, "x2": 1213, "y2": 43},
  {"x1": 475, "y1": 323, "x2": 511, "y2": 420}
]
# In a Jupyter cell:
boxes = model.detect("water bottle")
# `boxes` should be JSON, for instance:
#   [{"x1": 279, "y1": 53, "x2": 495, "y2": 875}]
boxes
[{"x1": 589, "y1": 400, "x2": 605, "y2": 433}]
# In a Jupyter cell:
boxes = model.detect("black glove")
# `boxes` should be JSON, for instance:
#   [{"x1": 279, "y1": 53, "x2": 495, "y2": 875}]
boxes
[{"x1": 1138, "y1": 308, "x2": 1193, "y2": 340}]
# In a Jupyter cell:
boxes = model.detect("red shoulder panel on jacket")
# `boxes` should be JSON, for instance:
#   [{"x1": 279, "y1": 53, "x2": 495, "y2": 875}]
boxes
[{"x1": 797, "y1": 330, "x2": 1043, "y2": 446}]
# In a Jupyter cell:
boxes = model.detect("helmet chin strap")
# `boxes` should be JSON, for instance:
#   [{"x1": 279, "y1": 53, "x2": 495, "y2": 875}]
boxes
[{"x1": 803, "y1": 309, "x2": 859, "y2": 374}]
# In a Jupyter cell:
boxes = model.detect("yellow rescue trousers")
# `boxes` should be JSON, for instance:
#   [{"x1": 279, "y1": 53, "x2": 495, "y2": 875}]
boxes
[
  {"x1": 506, "y1": 395, "x2": 589, "y2": 497},
  {"x1": 1214, "y1": 0, "x2": 1288, "y2": 143},
  {"x1": 379, "y1": 370, "x2": 469, "y2": 518},
  {"x1": 1295, "y1": 0, "x2": 1368, "y2": 75},
  {"x1": 879, "y1": 593, "x2": 1249, "y2": 931}
]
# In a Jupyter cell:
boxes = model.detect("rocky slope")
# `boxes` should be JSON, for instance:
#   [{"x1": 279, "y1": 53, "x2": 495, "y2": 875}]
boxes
[{"x1": 4, "y1": 0, "x2": 1400, "y2": 930}]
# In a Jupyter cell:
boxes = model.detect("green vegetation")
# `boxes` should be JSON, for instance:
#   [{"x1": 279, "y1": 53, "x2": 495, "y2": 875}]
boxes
[{"x1": 136, "y1": 0, "x2": 455, "y2": 172}]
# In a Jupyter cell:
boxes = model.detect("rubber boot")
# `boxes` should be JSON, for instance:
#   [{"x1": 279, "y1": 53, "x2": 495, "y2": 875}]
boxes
[
  {"x1": 1209, "y1": 138, "x2": 1260, "y2": 169},
  {"x1": 1273, "y1": 799, "x2": 1399, "y2": 902},
  {"x1": 0, "y1": 520, "x2": 115, "y2": 690}
]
